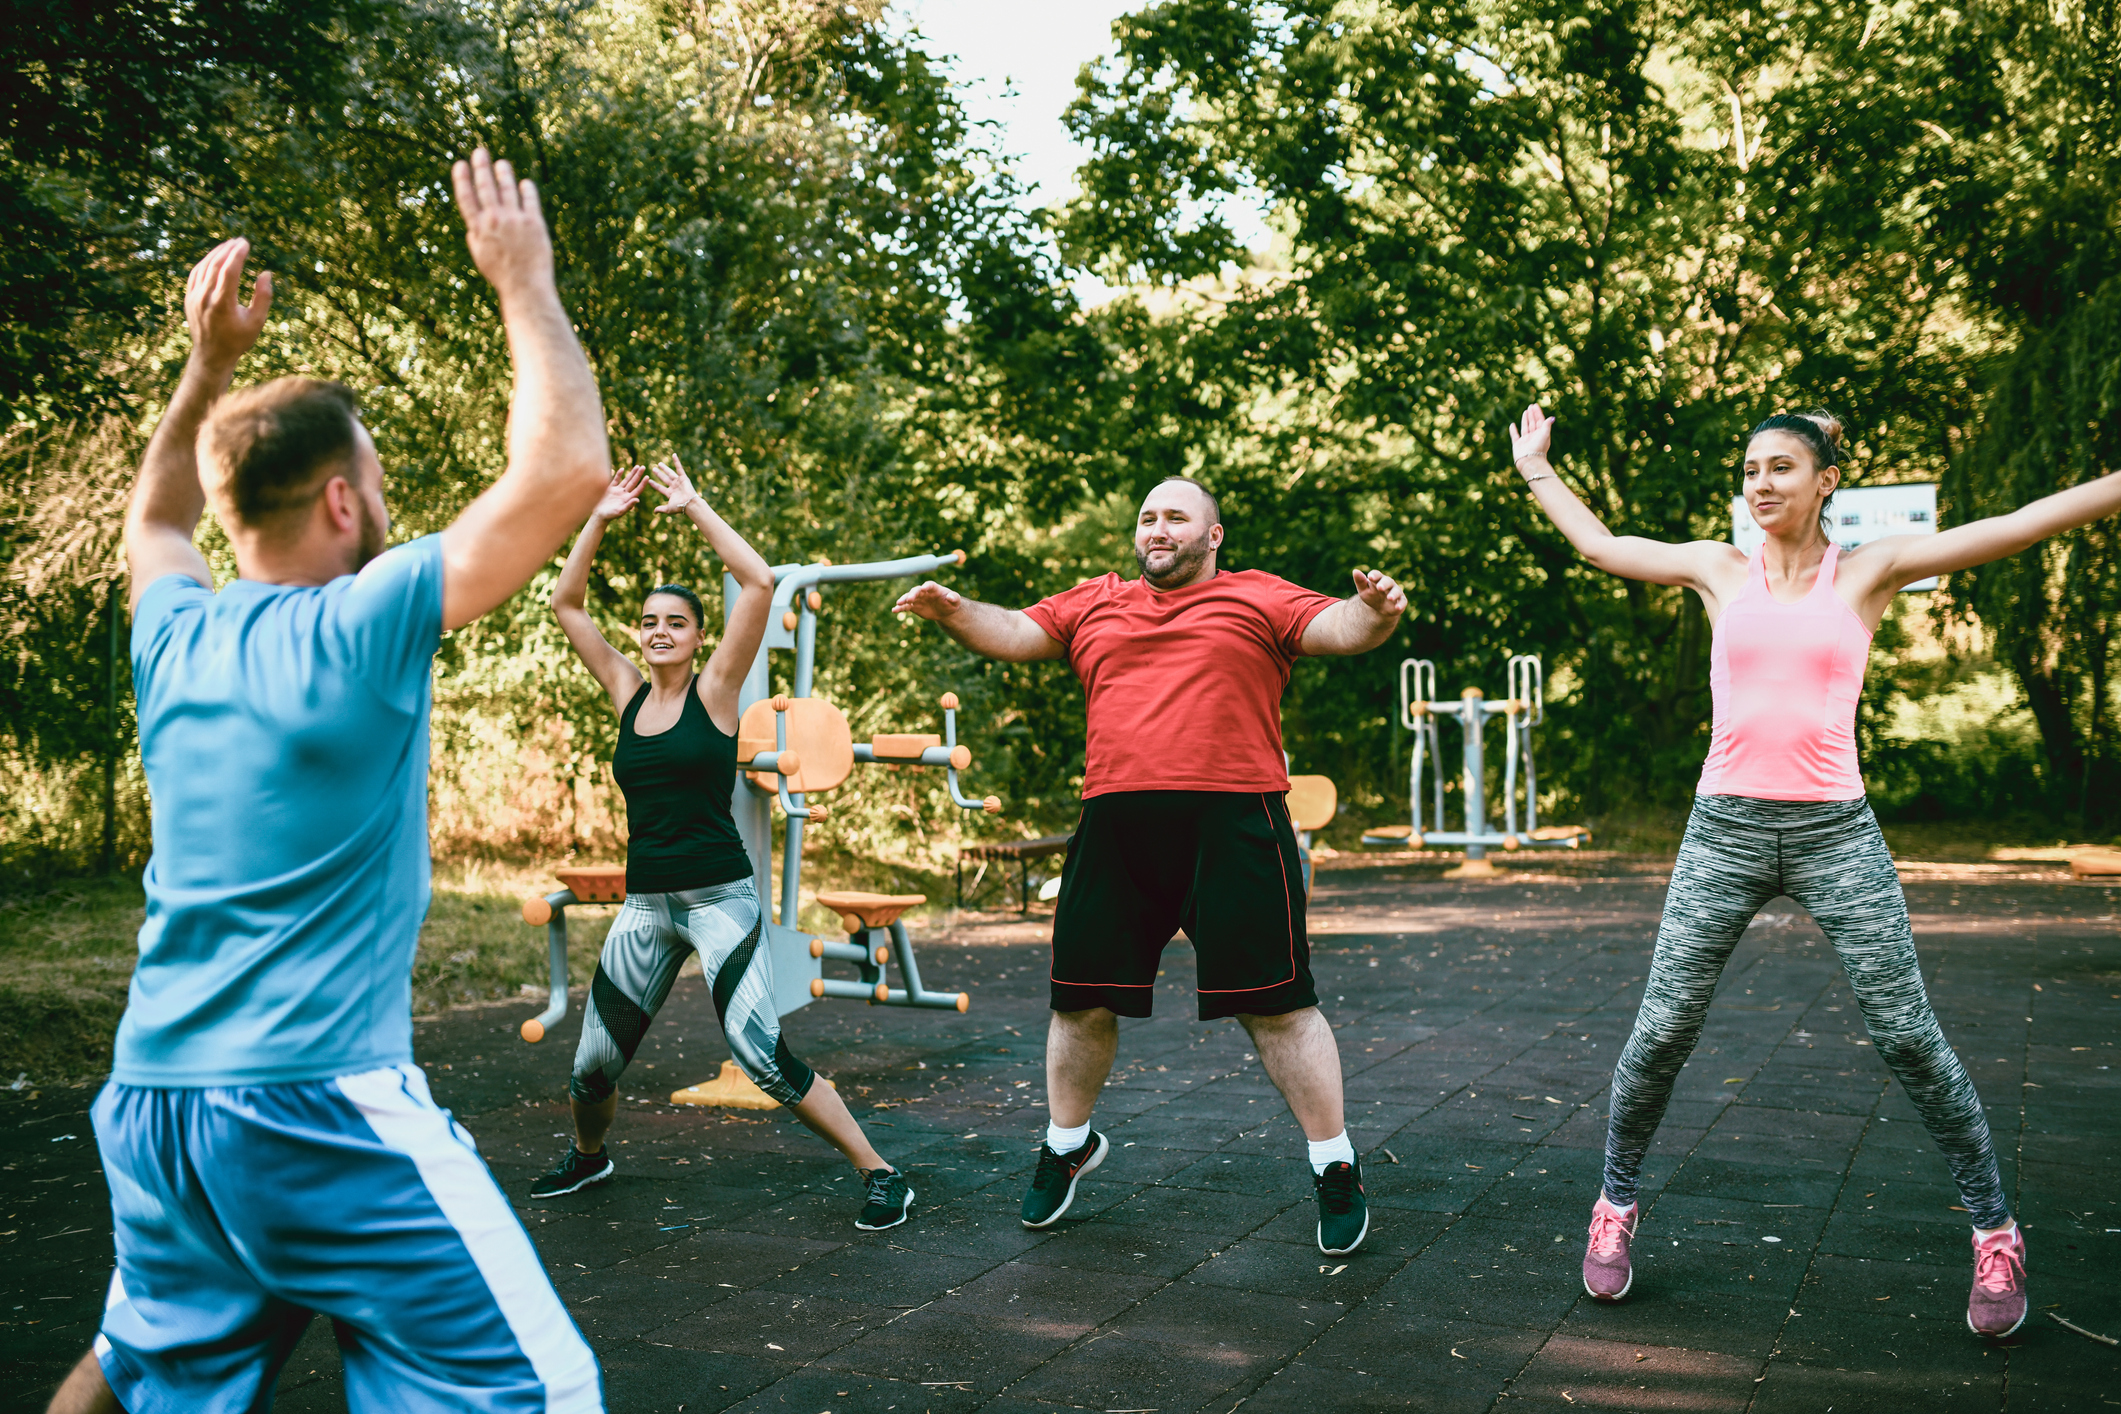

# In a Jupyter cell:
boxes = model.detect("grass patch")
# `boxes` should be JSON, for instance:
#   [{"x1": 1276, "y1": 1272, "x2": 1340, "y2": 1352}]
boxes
[{"x1": 0, "y1": 868, "x2": 621, "y2": 1083}]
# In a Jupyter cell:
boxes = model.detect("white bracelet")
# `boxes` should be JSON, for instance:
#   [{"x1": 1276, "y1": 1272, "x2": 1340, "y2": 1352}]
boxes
[{"x1": 1520, "y1": 473, "x2": 1553, "y2": 485}]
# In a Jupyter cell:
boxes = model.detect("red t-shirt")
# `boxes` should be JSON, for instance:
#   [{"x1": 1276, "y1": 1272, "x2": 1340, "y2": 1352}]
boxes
[{"x1": 1023, "y1": 569, "x2": 1339, "y2": 798}]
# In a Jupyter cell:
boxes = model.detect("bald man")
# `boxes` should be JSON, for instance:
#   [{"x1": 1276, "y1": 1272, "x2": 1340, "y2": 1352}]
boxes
[{"x1": 894, "y1": 476, "x2": 1405, "y2": 1256}]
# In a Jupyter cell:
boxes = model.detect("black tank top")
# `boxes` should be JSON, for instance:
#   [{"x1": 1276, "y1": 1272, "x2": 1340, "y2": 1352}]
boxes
[{"x1": 610, "y1": 678, "x2": 752, "y2": 894}]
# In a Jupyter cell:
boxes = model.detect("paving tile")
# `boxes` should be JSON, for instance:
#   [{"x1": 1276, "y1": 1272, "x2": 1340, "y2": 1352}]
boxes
[
  {"x1": 1508, "y1": 1333, "x2": 1761, "y2": 1410},
  {"x1": 815, "y1": 1306, "x2": 1080, "y2": 1396},
  {"x1": 1, "y1": 872, "x2": 2107, "y2": 1414},
  {"x1": 999, "y1": 1333, "x2": 1254, "y2": 1414},
  {"x1": 1749, "y1": 1355, "x2": 2004, "y2": 1414},
  {"x1": 637, "y1": 1287, "x2": 892, "y2": 1362},
  {"x1": 1559, "y1": 1288, "x2": 1790, "y2": 1360},
  {"x1": 1011, "y1": 1219, "x2": 1222, "y2": 1279},
  {"x1": 724, "y1": 1366, "x2": 986, "y2": 1413}
]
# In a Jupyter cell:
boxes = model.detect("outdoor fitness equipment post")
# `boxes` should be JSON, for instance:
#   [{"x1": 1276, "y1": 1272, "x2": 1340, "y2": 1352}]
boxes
[
  {"x1": 518, "y1": 548, "x2": 1000, "y2": 1043},
  {"x1": 1362, "y1": 654, "x2": 1588, "y2": 878}
]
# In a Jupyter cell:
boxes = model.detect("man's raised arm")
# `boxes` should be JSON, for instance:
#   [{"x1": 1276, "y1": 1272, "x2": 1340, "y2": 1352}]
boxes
[
  {"x1": 892, "y1": 581, "x2": 1065, "y2": 663},
  {"x1": 438, "y1": 149, "x2": 611, "y2": 630},
  {"x1": 123, "y1": 239, "x2": 274, "y2": 610},
  {"x1": 1299, "y1": 568, "x2": 1408, "y2": 656}
]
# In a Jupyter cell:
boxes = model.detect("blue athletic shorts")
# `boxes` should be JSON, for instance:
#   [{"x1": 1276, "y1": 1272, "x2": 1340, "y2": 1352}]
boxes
[{"x1": 90, "y1": 1063, "x2": 603, "y2": 1413}]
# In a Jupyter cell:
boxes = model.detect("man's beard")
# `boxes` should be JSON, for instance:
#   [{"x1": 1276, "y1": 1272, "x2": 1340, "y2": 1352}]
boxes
[
  {"x1": 352, "y1": 495, "x2": 387, "y2": 571},
  {"x1": 1135, "y1": 536, "x2": 1212, "y2": 588}
]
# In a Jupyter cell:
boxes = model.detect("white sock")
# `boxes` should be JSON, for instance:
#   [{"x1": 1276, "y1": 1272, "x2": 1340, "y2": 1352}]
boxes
[
  {"x1": 1307, "y1": 1131, "x2": 1356, "y2": 1174},
  {"x1": 1046, "y1": 1119, "x2": 1092, "y2": 1154},
  {"x1": 1603, "y1": 1196, "x2": 1637, "y2": 1216}
]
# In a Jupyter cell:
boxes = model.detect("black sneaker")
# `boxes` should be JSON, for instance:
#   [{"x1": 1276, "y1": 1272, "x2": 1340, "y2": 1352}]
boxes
[
  {"x1": 855, "y1": 1167, "x2": 915, "y2": 1231},
  {"x1": 530, "y1": 1145, "x2": 615, "y2": 1198},
  {"x1": 1020, "y1": 1131, "x2": 1108, "y2": 1229},
  {"x1": 1315, "y1": 1158, "x2": 1369, "y2": 1255}
]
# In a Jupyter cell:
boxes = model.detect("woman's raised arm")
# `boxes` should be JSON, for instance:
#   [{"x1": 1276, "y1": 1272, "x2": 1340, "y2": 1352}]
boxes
[
  {"x1": 1511, "y1": 404, "x2": 1740, "y2": 593},
  {"x1": 551, "y1": 467, "x2": 649, "y2": 715},
  {"x1": 645, "y1": 457, "x2": 775, "y2": 734},
  {"x1": 1855, "y1": 468, "x2": 2121, "y2": 596}
]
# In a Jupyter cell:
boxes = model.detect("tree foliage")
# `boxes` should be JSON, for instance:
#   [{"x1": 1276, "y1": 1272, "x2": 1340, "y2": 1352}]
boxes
[{"x1": 4, "y1": 0, "x2": 2120, "y2": 883}]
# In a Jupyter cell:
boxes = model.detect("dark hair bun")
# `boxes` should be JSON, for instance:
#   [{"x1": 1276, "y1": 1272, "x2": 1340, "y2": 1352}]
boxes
[{"x1": 1797, "y1": 410, "x2": 1847, "y2": 465}]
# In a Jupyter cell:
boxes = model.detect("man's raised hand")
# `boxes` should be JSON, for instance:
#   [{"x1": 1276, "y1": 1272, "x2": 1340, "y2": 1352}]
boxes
[
  {"x1": 184, "y1": 238, "x2": 273, "y2": 374},
  {"x1": 450, "y1": 147, "x2": 555, "y2": 304},
  {"x1": 892, "y1": 581, "x2": 963, "y2": 621},
  {"x1": 1351, "y1": 568, "x2": 1407, "y2": 618}
]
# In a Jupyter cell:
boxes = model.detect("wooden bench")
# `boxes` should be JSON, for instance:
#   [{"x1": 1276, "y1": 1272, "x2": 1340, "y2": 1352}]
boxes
[{"x1": 957, "y1": 833, "x2": 1073, "y2": 914}]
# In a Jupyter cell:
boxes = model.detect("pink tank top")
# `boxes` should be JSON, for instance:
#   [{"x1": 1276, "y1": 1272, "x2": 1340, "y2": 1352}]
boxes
[{"x1": 1696, "y1": 544, "x2": 1869, "y2": 801}]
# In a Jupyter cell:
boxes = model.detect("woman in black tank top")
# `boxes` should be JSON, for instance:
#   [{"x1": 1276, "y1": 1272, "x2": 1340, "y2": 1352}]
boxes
[{"x1": 532, "y1": 458, "x2": 913, "y2": 1232}]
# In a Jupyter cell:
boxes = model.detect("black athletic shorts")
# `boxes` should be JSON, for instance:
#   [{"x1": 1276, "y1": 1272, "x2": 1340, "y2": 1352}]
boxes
[{"x1": 1049, "y1": 790, "x2": 1317, "y2": 1020}]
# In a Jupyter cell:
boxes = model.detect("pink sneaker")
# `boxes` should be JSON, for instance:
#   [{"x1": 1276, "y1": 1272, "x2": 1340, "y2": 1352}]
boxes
[
  {"x1": 1583, "y1": 1194, "x2": 1638, "y2": 1301},
  {"x1": 1967, "y1": 1225, "x2": 2027, "y2": 1337}
]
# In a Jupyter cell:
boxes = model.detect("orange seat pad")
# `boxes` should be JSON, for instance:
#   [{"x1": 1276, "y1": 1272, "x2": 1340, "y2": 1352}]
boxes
[
  {"x1": 556, "y1": 864, "x2": 628, "y2": 903},
  {"x1": 737, "y1": 696, "x2": 854, "y2": 795},
  {"x1": 1286, "y1": 774, "x2": 1338, "y2": 833},
  {"x1": 815, "y1": 890, "x2": 927, "y2": 931}
]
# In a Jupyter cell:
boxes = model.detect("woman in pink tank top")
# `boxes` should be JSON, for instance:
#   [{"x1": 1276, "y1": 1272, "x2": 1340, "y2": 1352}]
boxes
[{"x1": 1510, "y1": 402, "x2": 2121, "y2": 1339}]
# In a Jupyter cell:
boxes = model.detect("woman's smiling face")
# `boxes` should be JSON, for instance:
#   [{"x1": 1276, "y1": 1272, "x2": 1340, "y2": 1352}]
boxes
[{"x1": 637, "y1": 592, "x2": 704, "y2": 667}]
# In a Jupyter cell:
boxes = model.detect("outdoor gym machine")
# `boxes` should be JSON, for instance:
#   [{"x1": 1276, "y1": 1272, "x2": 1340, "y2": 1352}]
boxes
[
  {"x1": 1361, "y1": 654, "x2": 1588, "y2": 877},
  {"x1": 519, "y1": 548, "x2": 1000, "y2": 1054}
]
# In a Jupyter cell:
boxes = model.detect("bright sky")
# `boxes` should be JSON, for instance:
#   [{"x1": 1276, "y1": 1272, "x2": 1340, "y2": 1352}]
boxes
[
  {"x1": 893, "y1": 0, "x2": 1145, "y2": 212},
  {"x1": 891, "y1": 0, "x2": 1271, "y2": 298}
]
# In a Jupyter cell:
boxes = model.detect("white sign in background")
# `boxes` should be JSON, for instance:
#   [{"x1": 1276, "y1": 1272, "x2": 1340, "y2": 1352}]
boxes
[{"x1": 1731, "y1": 482, "x2": 1940, "y2": 592}]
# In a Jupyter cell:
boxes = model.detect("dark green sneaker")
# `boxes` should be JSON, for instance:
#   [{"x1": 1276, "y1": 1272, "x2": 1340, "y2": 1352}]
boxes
[
  {"x1": 855, "y1": 1167, "x2": 915, "y2": 1231},
  {"x1": 529, "y1": 1145, "x2": 614, "y2": 1199},
  {"x1": 1315, "y1": 1158, "x2": 1369, "y2": 1255},
  {"x1": 1020, "y1": 1131, "x2": 1107, "y2": 1229}
]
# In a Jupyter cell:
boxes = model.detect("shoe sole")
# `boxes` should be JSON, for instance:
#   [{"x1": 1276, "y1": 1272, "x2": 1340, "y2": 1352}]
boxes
[
  {"x1": 530, "y1": 1163, "x2": 615, "y2": 1199},
  {"x1": 855, "y1": 1187, "x2": 917, "y2": 1232},
  {"x1": 1584, "y1": 1266, "x2": 1634, "y2": 1302},
  {"x1": 1967, "y1": 1308, "x2": 2025, "y2": 1338},
  {"x1": 1022, "y1": 1134, "x2": 1108, "y2": 1229},
  {"x1": 1318, "y1": 1206, "x2": 1370, "y2": 1256}
]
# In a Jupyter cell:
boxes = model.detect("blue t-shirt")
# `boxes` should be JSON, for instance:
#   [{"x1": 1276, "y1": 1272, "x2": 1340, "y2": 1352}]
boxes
[{"x1": 114, "y1": 537, "x2": 445, "y2": 1087}]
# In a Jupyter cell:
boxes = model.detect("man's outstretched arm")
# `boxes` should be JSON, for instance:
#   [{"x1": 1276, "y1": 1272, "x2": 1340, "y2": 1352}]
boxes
[
  {"x1": 1299, "y1": 568, "x2": 1408, "y2": 656},
  {"x1": 123, "y1": 238, "x2": 275, "y2": 611},
  {"x1": 438, "y1": 149, "x2": 611, "y2": 631},
  {"x1": 892, "y1": 581, "x2": 1065, "y2": 663}
]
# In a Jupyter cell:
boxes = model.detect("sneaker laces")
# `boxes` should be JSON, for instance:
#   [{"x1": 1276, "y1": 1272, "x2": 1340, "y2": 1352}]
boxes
[
  {"x1": 1588, "y1": 1207, "x2": 1632, "y2": 1259},
  {"x1": 1032, "y1": 1144, "x2": 1074, "y2": 1186},
  {"x1": 1316, "y1": 1163, "x2": 1360, "y2": 1216},
  {"x1": 1974, "y1": 1237, "x2": 2023, "y2": 1294},
  {"x1": 863, "y1": 1168, "x2": 900, "y2": 1206}
]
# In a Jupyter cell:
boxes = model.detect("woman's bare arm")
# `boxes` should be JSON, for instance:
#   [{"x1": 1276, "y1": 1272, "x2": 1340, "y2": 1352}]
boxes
[
  {"x1": 1855, "y1": 468, "x2": 2121, "y2": 599},
  {"x1": 1511, "y1": 404, "x2": 1743, "y2": 596},
  {"x1": 646, "y1": 458, "x2": 775, "y2": 733},
  {"x1": 550, "y1": 468, "x2": 648, "y2": 715}
]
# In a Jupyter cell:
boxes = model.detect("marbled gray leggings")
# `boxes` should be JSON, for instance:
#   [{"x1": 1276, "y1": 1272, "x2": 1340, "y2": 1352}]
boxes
[
  {"x1": 1603, "y1": 794, "x2": 2009, "y2": 1229},
  {"x1": 570, "y1": 878, "x2": 814, "y2": 1108}
]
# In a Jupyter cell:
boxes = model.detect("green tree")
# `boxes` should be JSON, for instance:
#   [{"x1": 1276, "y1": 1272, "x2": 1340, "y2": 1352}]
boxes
[{"x1": 1055, "y1": 0, "x2": 2056, "y2": 815}]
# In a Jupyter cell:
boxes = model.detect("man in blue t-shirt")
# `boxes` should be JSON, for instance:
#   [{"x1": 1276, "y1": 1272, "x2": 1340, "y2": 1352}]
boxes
[{"x1": 47, "y1": 151, "x2": 612, "y2": 1414}]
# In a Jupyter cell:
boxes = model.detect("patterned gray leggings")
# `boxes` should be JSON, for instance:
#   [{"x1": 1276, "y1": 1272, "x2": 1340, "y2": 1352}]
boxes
[
  {"x1": 569, "y1": 878, "x2": 814, "y2": 1108},
  {"x1": 1603, "y1": 794, "x2": 2010, "y2": 1229}
]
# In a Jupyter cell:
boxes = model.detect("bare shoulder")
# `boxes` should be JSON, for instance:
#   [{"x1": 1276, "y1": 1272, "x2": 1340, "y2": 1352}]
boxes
[
  {"x1": 1684, "y1": 539, "x2": 1750, "y2": 591},
  {"x1": 1833, "y1": 536, "x2": 1910, "y2": 589}
]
